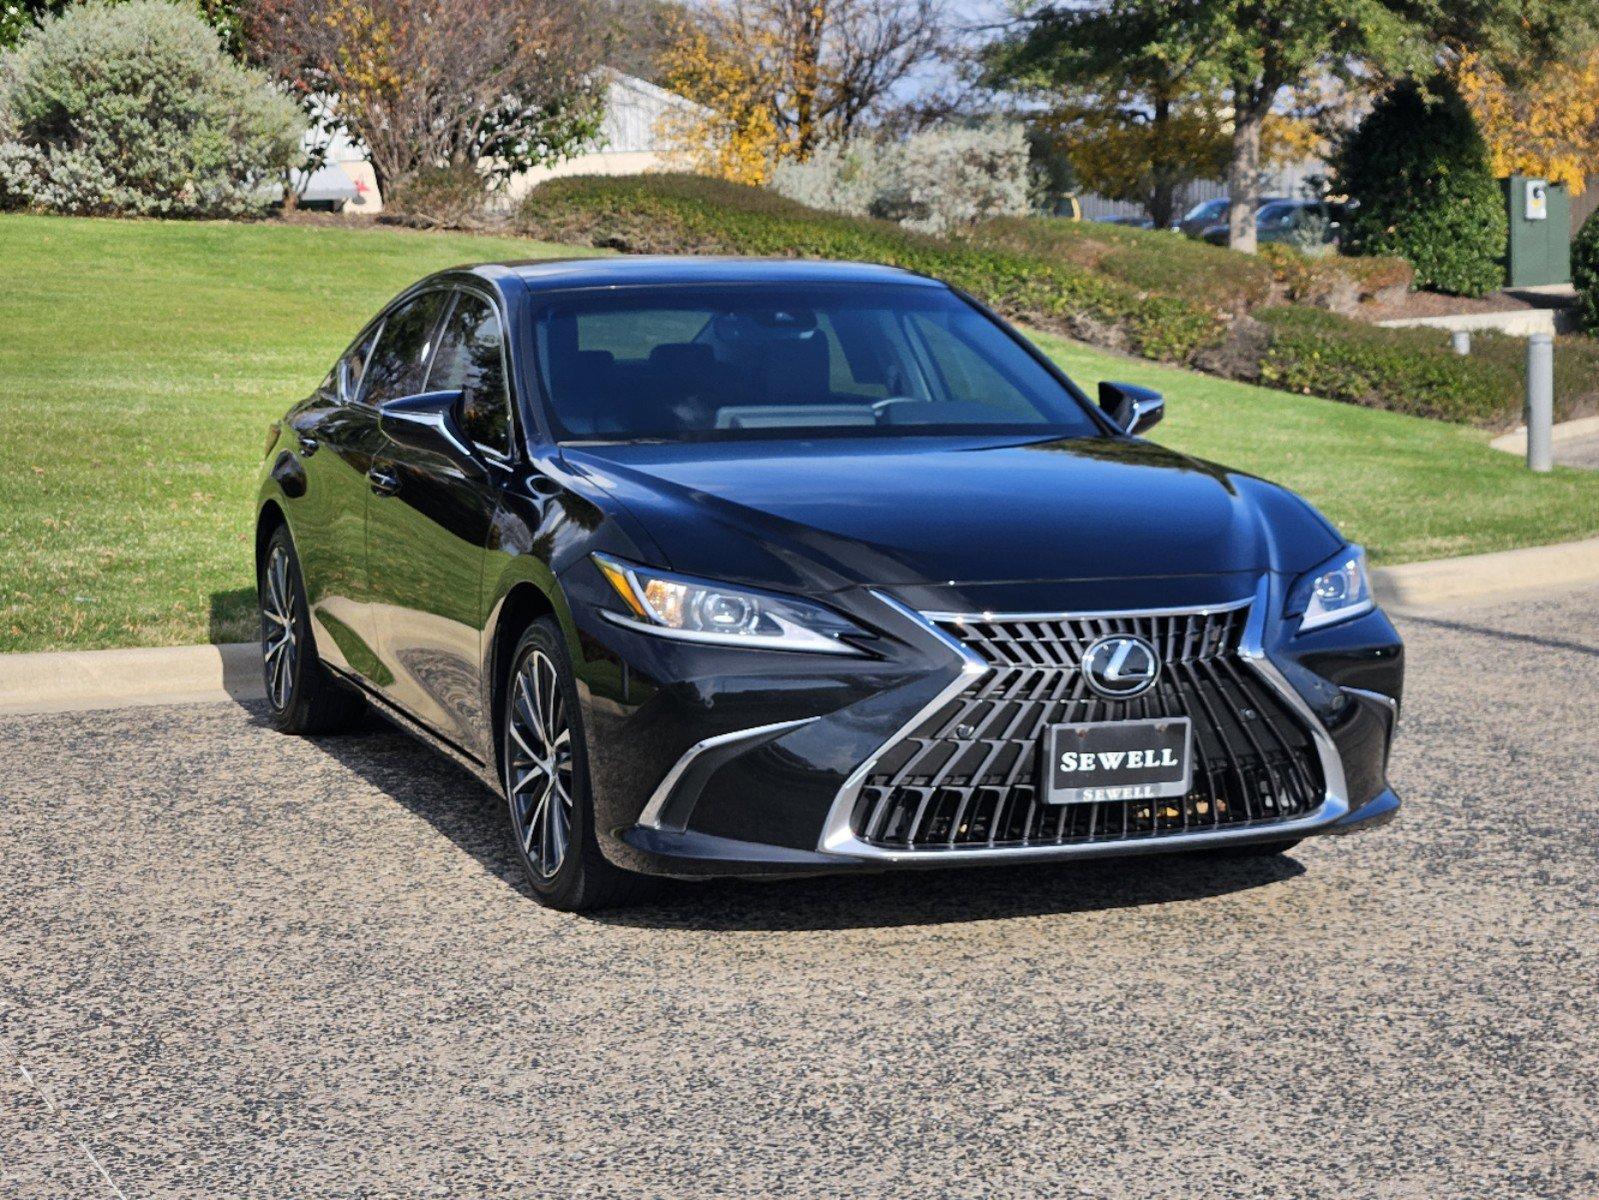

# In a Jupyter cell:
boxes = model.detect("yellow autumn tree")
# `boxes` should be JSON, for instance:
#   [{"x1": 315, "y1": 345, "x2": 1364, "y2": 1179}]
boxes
[
  {"x1": 1457, "y1": 50, "x2": 1599, "y2": 193},
  {"x1": 657, "y1": 16, "x2": 787, "y2": 185},
  {"x1": 657, "y1": 1, "x2": 944, "y2": 186}
]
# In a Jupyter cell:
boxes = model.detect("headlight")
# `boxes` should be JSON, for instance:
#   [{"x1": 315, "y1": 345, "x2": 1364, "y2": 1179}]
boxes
[
  {"x1": 592, "y1": 554, "x2": 867, "y2": 654},
  {"x1": 1288, "y1": 545, "x2": 1374, "y2": 633}
]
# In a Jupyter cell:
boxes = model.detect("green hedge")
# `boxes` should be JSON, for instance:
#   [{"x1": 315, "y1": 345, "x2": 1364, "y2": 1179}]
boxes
[
  {"x1": 975, "y1": 216, "x2": 1278, "y2": 312},
  {"x1": 1258, "y1": 307, "x2": 1599, "y2": 426},
  {"x1": 518, "y1": 174, "x2": 1599, "y2": 429},
  {"x1": 518, "y1": 175, "x2": 1224, "y2": 363},
  {"x1": 1573, "y1": 208, "x2": 1599, "y2": 332}
]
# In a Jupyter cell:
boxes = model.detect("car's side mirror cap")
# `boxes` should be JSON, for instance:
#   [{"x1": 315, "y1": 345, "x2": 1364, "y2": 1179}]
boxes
[
  {"x1": 1098, "y1": 381, "x2": 1165, "y2": 436},
  {"x1": 379, "y1": 390, "x2": 474, "y2": 459}
]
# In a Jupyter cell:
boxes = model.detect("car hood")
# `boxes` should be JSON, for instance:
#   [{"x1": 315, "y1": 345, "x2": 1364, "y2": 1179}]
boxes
[{"x1": 563, "y1": 434, "x2": 1344, "y2": 597}]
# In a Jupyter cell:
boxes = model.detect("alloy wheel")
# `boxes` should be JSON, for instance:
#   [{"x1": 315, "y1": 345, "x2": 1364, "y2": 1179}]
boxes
[
  {"x1": 261, "y1": 543, "x2": 298, "y2": 711},
  {"x1": 507, "y1": 649, "x2": 575, "y2": 879}
]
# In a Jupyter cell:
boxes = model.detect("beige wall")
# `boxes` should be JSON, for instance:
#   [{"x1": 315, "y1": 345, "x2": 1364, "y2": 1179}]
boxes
[{"x1": 500, "y1": 151, "x2": 668, "y2": 204}]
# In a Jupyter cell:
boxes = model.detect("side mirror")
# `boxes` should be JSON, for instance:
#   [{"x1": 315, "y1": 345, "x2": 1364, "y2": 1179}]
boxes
[
  {"x1": 379, "y1": 390, "x2": 474, "y2": 459},
  {"x1": 1098, "y1": 381, "x2": 1164, "y2": 436}
]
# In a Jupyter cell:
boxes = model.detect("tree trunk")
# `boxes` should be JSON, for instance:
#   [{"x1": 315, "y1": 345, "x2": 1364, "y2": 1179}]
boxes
[
  {"x1": 1228, "y1": 100, "x2": 1263, "y2": 254},
  {"x1": 1148, "y1": 92, "x2": 1178, "y2": 229},
  {"x1": 790, "y1": 1, "x2": 825, "y2": 160}
]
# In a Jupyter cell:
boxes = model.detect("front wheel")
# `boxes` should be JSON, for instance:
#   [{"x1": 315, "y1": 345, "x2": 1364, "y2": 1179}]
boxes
[
  {"x1": 259, "y1": 525, "x2": 364, "y2": 734},
  {"x1": 502, "y1": 619, "x2": 653, "y2": 911}
]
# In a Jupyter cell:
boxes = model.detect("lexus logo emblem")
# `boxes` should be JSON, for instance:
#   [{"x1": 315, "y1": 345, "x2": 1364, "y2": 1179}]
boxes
[{"x1": 1081, "y1": 635, "x2": 1161, "y2": 699}]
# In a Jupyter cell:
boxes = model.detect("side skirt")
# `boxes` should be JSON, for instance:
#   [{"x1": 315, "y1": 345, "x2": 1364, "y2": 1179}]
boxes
[{"x1": 329, "y1": 665, "x2": 502, "y2": 794}]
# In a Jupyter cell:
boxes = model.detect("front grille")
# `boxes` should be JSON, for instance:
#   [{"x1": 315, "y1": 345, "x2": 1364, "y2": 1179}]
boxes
[{"x1": 849, "y1": 605, "x2": 1324, "y2": 850}]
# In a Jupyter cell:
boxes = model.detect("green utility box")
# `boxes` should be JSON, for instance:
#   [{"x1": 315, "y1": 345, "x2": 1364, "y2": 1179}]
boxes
[{"x1": 1504, "y1": 175, "x2": 1571, "y2": 287}]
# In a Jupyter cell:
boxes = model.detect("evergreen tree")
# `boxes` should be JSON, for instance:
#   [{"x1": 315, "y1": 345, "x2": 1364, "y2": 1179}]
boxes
[{"x1": 1338, "y1": 76, "x2": 1507, "y2": 297}]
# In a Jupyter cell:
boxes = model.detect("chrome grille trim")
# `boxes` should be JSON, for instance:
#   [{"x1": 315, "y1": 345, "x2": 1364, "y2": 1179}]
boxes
[{"x1": 817, "y1": 579, "x2": 1349, "y2": 861}]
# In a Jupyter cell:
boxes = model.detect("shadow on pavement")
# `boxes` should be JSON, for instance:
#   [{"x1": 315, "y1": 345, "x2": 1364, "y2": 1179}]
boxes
[
  {"x1": 273, "y1": 701, "x2": 1307, "y2": 932},
  {"x1": 1398, "y1": 612, "x2": 1599, "y2": 659},
  {"x1": 210, "y1": 587, "x2": 272, "y2": 705}
]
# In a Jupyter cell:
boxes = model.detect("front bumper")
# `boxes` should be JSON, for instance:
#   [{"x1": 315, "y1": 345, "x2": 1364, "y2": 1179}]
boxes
[{"x1": 565, "y1": 569, "x2": 1403, "y2": 879}]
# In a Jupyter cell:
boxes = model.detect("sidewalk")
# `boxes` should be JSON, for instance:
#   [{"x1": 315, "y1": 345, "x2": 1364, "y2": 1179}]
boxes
[{"x1": 1489, "y1": 414, "x2": 1599, "y2": 471}]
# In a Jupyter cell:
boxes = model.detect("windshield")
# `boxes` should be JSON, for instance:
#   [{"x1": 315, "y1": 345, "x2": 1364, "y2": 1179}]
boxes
[
  {"x1": 1256, "y1": 202, "x2": 1300, "y2": 228},
  {"x1": 1184, "y1": 198, "x2": 1226, "y2": 223},
  {"x1": 532, "y1": 283, "x2": 1103, "y2": 442}
]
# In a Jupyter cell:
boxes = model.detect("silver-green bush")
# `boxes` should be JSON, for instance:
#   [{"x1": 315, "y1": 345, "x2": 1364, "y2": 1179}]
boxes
[
  {"x1": 770, "y1": 121, "x2": 1029, "y2": 237},
  {"x1": 0, "y1": 0, "x2": 304, "y2": 217}
]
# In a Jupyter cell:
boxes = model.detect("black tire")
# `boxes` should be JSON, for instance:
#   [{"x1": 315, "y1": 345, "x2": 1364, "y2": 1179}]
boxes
[
  {"x1": 259, "y1": 525, "x2": 364, "y2": 735},
  {"x1": 502, "y1": 618, "x2": 655, "y2": 912},
  {"x1": 1200, "y1": 838, "x2": 1303, "y2": 859}
]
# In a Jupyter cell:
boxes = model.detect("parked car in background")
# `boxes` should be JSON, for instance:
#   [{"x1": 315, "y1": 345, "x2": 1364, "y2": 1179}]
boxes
[
  {"x1": 255, "y1": 257, "x2": 1404, "y2": 910},
  {"x1": 1178, "y1": 195, "x2": 1288, "y2": 239},
  {"x1": 1201, "y1": 199, "x2": 1350, "y2": 248}
]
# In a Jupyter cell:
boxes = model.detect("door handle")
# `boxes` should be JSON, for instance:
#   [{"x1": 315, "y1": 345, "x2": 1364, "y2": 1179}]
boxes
[{"x1": 367, "y1": 467, "x2": 400, "y2": 496}]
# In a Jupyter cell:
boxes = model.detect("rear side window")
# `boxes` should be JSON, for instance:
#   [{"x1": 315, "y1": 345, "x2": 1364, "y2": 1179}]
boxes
[
  {"x1": 429, "y1": 291, "x2": 512, "y2": 454},
  {"x1": 361, "y1": 291, "x2": 450, "y2": 405}
]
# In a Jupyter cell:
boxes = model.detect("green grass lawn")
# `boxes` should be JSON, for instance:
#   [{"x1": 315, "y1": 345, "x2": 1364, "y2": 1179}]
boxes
[
  {"x1": 0, "y1": 214, "x2": 598, "y2": 652},
  {"x1": 2, "y1": 212, "x2": 1597, "y2": 654}
]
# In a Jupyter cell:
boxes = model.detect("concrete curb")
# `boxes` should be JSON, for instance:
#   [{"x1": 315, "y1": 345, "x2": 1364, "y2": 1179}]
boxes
[
  {"x1": 1371, "y1": 536, "x2": 1599, "y2": 610},
  {"x1": 0, "y1": 642, "x2": 262, "y2": 716},
  {"x1": 4, "y1": 535, "x2": 1599, "y2": 715},
  {"x1": 1489, "y1": 414, "x2": 1599, "y2": 455}
]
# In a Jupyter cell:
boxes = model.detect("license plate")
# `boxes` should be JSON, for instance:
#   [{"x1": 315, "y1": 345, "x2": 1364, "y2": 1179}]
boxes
[{"x1": 1043, "y1": 718, "x2": 1192, "y2": 805}]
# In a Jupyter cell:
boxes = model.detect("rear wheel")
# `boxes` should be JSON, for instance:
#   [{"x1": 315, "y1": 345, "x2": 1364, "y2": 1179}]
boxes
[
  {"x1": 259, "y1": 525, "x2": 364, "y2": 734},
  {"x1": 502, "y1": 619, "x2": 653, "y2": 911}
]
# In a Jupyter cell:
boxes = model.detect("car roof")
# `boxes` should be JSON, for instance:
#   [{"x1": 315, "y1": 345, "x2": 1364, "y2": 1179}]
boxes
[{"x1": 455, "y1": 255, "x2": 945, "y2": 292}]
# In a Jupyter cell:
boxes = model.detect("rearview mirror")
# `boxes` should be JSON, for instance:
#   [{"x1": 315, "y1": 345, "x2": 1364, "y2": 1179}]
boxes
[
  {"x1": 1098, "y1": 381, "x2": 1164, "y2": 436},
  {"x1": 379, "y1": 390, "x2": 473, "y2": 459}
]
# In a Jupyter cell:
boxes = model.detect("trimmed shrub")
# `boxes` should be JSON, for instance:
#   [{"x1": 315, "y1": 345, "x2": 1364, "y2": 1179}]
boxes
[
  {"x1": 1257, "y1": 306, "x2": 1599, "y2": 426},
  {"x1": 976, "y1": 215, "x2": 1278, "y2": 313},
  {"x1": 1256, "y1": 307, "x2": 1501, "y2": 422},
  {"x1": 0, "y1": 0, "x2": 303, "y2": 217},
  {"x1": 385, "y1": 163, "x2": 493, "y2": 229},
  {"x1": 770, "y1": 122, "x2": 1030, "y2": 237},
  {"x1": 1337, "y1": 77, "x2": 1506, "y2": 297},
  {"x1": 1572, "y1": 208, "x2": 1599, "y2": 331}
]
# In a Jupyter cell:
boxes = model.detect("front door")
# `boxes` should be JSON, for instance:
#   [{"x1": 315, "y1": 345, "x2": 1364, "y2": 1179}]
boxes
[
  {"x1": 366, "y1": 288, "x2": 512, "y2": 762},
  {"x1": 287, "y1": 327, "x2": 384, "y2": 678}
]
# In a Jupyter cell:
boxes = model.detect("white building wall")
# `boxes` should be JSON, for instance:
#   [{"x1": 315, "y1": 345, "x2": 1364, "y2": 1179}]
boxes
[{"x1": 500, "y1": 71, "x2": 710, "y2": 204}]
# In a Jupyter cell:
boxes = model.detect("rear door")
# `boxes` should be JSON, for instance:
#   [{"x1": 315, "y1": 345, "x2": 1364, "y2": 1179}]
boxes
[{"x1": 365, "y1": 286, "x2": 511, "y2": 760}]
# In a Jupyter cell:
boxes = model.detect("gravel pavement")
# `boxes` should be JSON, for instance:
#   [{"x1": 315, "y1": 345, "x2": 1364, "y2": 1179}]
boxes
[{"x1": 2, "y1": 585, "x2": 1597, "y2": 1198}]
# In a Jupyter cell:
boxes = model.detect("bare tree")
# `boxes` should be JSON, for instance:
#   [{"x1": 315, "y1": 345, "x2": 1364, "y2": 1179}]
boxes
[{"x1": 246, "y1": 0, "x2": 605, "y2": 196}]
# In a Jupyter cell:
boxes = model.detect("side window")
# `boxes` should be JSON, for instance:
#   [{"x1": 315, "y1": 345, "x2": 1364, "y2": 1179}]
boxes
[
  {"x1": 361, "y1": 291, "x2": 450, "y2": 406},
  {"x1": 429, "y1": 291, "x2": 511, "y2": 454},
  {"x1": 337, "y1": 325, "x2": 381, "y2": 404}
]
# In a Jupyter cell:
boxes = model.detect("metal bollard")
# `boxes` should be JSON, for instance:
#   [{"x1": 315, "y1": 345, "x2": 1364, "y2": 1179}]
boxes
[
  {"x1": 1451, "y1": 329, "x2": 1471, "y2": 355},
  {"x1": 1526, "y1": 333, "x2": 1554, "y2": 473}
]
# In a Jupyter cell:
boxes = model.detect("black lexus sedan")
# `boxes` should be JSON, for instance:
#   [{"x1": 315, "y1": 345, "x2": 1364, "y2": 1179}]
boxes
[{"x1": 256, "y1": 257, "x2": 1402, "y2": 910}]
